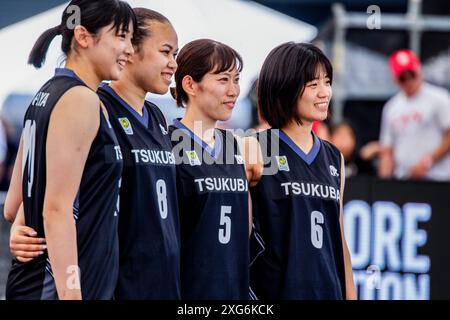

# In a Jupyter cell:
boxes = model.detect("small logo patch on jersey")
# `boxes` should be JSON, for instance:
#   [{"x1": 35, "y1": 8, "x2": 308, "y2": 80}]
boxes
[
  {"x1": 330, "y1": 165, "x2": 339, "y2": 177},
  {"x1": 159, "y1": 123, "x2": 168, "y2": 135},
  {"x1": 276, "y1": 155, "x2": 290, "y2": 172},
  {"x1": 186, "y1": 150, "x2": 201, "y2": 166},
  {"x1": 118, "y1": 117, "x2": 133, "y2": 135},
  {"x1": 235, "y1": 155, "x2": 244, "y2": 164}
]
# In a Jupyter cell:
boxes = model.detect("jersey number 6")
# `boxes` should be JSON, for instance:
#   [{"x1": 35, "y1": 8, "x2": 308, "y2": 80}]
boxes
[{"x1": 311, "y1": 210, "x2": 324, "y2": 249}]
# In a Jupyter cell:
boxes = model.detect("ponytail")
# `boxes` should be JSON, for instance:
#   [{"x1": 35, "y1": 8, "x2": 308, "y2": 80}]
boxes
[
  {"x1": 170, "y1": 87, "x2": 184, "y2": 107},
  {"x1": 28, "y1": 25, "x2": 61, "y2": 69},
  {"x1": 27, "y1": 0, "x2": 136, "y2": 69}
]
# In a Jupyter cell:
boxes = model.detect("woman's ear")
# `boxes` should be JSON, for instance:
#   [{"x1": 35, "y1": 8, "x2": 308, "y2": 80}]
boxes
[
  {"x1": 72, "y1": 25, "x2": 92, "y2": 49},
  {"x1": 182, "y1": 75, "x2": 196, "y2": 98}
]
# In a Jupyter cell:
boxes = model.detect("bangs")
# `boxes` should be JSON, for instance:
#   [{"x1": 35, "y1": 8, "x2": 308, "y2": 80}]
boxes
[
  {"x1": 112, "y1": 1, "x2": 137, "y2": 35},
  {"x1": 303, "y1": 54, "x2": 333, "y2": 84},
  {"x1": 209, "y1": 44, "x2": 243, "y2": 74}
]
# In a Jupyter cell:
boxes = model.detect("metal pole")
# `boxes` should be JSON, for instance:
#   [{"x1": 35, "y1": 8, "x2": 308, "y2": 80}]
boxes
[
  {"x1": 408, "y1": 0, "x2": 422, "y2": 57},
  {"x1": 332, "y1": 3, "x2": 346, "y2": 124}
]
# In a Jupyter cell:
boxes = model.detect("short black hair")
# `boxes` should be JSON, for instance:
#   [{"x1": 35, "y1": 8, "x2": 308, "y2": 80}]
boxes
[{"x1": 257, "y1": 42, "x2": 333, "y2": 128}]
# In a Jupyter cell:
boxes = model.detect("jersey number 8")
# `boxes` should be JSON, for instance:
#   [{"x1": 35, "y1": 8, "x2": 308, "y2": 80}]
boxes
[{"x1": 156, "y1": 179, "x2": 168, "y2": 219}]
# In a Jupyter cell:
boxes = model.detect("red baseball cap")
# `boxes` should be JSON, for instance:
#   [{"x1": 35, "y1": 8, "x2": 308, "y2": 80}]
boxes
[{"x1": 389, "y1": 49, "x2": 421, "y2": 78}]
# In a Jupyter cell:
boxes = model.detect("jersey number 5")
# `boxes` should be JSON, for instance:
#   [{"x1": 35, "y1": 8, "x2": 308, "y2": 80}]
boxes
[{"x1": 218, "y1": 205, "x2": 232, "y2": 244}]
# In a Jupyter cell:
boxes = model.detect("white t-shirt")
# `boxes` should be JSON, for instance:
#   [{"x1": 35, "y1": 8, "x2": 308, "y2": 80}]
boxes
[{"x1": 380, "y1": 82, "x2": 450, "y2": 181}]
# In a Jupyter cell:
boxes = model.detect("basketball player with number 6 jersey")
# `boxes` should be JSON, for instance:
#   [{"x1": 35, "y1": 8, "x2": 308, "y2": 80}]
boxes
[{"x1": 248, "y1": 42, "x2": 357, "y2": 300}]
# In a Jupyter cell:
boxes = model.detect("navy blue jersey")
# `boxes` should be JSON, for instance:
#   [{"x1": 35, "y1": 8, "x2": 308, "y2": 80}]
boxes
[
  {"x1": 98, "y1": 84, "x2": 180, "y2": 300},
  {"x1": 250, "y1": 129, "x2": 346, "y2": 300},
  {"x1": 6, "y1": 68, "x2": 123, "y2": 300},
  {"x1": 169, "y1": 120, "x2": 249, "y2": 300}
]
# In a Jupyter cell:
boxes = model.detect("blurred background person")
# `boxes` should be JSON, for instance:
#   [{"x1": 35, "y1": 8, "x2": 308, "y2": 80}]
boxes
[
  {"x1": 330, "y1": 120, "x2": 358, "y2": 177},
  {"x1": 313, "y1": 120, "x2": 330, "y2": 141},
  {"x1": 378, "y1": 49, "x2": 450, "y2": 181},
  {"x1": 248, "y1": 78, "x2": 270, "y2": 132},
  {"x1": 358, "y1": 139, "x2": 382, "y2": 175}
]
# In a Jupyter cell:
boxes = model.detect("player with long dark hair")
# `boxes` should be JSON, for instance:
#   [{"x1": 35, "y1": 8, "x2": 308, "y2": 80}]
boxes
[{"x1": 4, "y1": 0, "x2": 136, "y2": 300}]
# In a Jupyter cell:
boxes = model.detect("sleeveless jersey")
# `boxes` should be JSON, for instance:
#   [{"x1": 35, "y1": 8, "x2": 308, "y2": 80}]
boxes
[
  {"x1": 169, "y1": 120, "x2": 249, "y2": 300},
  {"x1": 6, "y1": 68, "x2": 123, "y2": 300},
  {"x1": 250, "y1": 129, "x2": 346, "y2": 300},
  {"x1": 98, "y1": 84, "x2": 180, "y2": 299}
]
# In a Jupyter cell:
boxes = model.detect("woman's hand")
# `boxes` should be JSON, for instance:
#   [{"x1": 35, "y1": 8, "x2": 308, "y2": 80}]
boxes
[{"x1": 10, "y1": 225, "x2": 46, "y2": 263}]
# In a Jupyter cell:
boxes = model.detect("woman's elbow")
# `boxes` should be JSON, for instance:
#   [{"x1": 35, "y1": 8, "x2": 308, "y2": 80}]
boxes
[
  {"x1": 3, "y1": 205, "x2": 16, "y2": 223},
  {"x1": 3, "y1": 196, "x2": 19, "y2": 222},
  {"x1": 42, "y1": 205, "x2": 71, "y2": 225},
  {"x1": 4, "y1": 191, "x2": 22, "y2": 223}
]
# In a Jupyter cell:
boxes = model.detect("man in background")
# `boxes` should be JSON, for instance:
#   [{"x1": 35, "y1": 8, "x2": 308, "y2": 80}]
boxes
[{"x1": 378, "y1": 49, "x2": 450, "y2": 181}]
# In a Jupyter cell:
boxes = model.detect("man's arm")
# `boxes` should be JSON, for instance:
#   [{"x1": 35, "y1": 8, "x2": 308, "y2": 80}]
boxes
[
  {"x1": 410, "y1": 129, "x2": 450, "y2": 178},
  {"x1": 378, "y1": 146, "x2": 395, "y2": 178}
]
